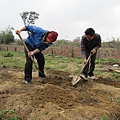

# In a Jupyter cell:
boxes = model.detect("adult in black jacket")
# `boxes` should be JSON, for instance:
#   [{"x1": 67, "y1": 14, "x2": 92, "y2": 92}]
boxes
[{"x1": 80, "y1": 28, "x2": 101, "y2": 80}]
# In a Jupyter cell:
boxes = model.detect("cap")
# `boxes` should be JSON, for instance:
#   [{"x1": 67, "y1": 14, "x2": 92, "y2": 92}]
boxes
[{"x1": 47, "y1": 31, "x2": 58, "y2": 42}]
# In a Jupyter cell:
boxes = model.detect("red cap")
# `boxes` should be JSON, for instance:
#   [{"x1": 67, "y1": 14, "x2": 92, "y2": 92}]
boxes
[{"x1": 47, "y1": 31, "x2": 58, "y2": 42}]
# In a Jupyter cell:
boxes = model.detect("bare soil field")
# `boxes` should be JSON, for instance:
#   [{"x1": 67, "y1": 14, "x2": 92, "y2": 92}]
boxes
[{"x1": 0, "y1": 66, "x2": 120, "y2": 120}]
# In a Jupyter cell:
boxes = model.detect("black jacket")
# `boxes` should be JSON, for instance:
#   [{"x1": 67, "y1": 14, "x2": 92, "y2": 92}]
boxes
[{"x1": 81, "y1": 33, "x2": 101, "y2": 58}]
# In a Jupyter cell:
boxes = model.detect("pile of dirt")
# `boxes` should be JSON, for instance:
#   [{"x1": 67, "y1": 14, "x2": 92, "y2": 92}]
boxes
[{"x1": 0, "y1": 68, "x2": 120, "y2": 120}]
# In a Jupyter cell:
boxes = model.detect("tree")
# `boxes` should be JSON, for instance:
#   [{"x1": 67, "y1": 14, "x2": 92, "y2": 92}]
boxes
[
  {"x1": 73, "y1": 37, "x2": 80, "y2": 46},
  {"x1": 20, "y1": 11, "x2": 39, "y2": 35},
  {"x1": 0, "y1": 26, "x2": 14, "y2": 44}
]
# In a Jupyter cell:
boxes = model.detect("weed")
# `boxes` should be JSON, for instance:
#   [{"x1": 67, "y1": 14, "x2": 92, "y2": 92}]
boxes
[
  {"x1": 117, "y1": 78, "x2": 120, "y2": 82},
  {"x1": 0, "y1": 109, "x2": 20, "y2": 120},
  {"x1": 54, "y1": 64, "x2": 67, "y2": 70},
  {"x1": 95, "y1": 71, "x2": 102, "y2": 76},
  {"x1": 55, "y1": 55, "x2": 66, "y2": 58},
  {"x1": 111, "y1": 72, "x2": 119, "y2": 78},
  {"x1": 45, "y1": 66, "x2": 51, "y2": 70},
  {"x1": 96, "y1": 58, "x2": 105, "y2": 64},
  {"x1": 106, "y1": 58, "x2": 115, "y2": 62},
  {"x1": 46, "y1": 54, "x2": 54, "y2": 57},
  {"x1": 3, "y1": 52, "x2": 14, "y2": 57},
  {"x1": 101, "y1": 115, "x2": 109, "y2": 120},
  {"x1": 75, "y1": 58, "x2": 82, "y2": 64},
  {"x1": 76, "y1": 56, "x2": 81, "y2": 59},
  {"x1": 63, "y1": 67, "x2": 70, "y2": 72},
  {"x1": 96, "y1": 58, "x2": 116, "y2": 64},
  {"x1": 69, "y1": 58, "x2": 74, "y2": 62},
  {"x1": 117, "y1": 99, "x2": 120, "y2": 105},
  {"x1": 98, "y1": 90, "x2": 108, "y2": 95}
]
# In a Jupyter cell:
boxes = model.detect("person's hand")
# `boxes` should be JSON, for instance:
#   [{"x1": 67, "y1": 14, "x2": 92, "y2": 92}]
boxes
[
  {"x1": 15, "y1": 30, "x2": 21, "y2": 35},
  {"x1": 83, "y1": 59, "x2": 87, "y2": 64},
  {"x1": 28, "y1": 51, "x2": 34, "y2": 57},
  {"x1": 91, "y1": 49, "x2": 96, "y2": 54}
]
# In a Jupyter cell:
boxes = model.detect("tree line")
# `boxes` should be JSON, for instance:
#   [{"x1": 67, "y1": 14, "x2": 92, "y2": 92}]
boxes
[
  {"x1": 0, "y1": 25, "x2": 120, "y2": 49},
  {"x1": 0, "y1": 26, "x2": 14, "y2": 44}
]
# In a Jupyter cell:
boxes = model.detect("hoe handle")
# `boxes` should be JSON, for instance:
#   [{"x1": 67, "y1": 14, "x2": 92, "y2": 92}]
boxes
[{"x1": 79, "y1": 53, "x2": 93, "y2": 74}]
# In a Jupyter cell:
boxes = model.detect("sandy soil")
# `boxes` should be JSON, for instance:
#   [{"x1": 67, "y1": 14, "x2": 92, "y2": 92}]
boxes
[{"x1": 0, "y1": 67, "x2": 120, "y2": 120}]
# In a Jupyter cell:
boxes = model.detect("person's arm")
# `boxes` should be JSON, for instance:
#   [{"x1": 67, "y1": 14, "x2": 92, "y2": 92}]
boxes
[
  {"x1": 28, "y1": 48, "x2": 40, "y2": 57},
  {"x1": 94, "y1": 35, "x2": 101, "y2": 50},
  {"x1": 91, "y1": 34, "x2": 101, "y2": 54},
  {"x1": 81, "y1": 38, "x2": 88, "y2": 64},
  {"x1": 15, "y1": 26, "x2": 26, "y2": 35},
  {"x1": 81, "y1": 38, "x2": 86, "y2": 59}
]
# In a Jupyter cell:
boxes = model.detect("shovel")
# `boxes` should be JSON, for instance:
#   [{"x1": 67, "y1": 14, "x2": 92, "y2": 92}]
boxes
[
  {"x1": 71, "y1": 53, "x2": 93, "y2": 85},
  {"x1": 17, "y1": 34, "x2": 43, "y2": 75}
]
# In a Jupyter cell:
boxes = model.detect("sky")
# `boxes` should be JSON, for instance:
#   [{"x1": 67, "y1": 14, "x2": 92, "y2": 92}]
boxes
[{"x1": 0, "y1": 0, "x2": 120, "y2": 41}]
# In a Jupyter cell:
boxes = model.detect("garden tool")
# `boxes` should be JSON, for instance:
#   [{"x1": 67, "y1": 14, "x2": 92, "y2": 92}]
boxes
[
  {"x1": 71, "y1": 52, "x2": 93, "y2": 86},
  {"x1": 18, "y1": 34, "x2": 43, "y2": 75}
]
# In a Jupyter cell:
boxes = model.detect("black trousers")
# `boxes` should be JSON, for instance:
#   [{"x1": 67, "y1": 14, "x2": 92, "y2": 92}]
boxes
[
  {"x1": 83, "y1": 51, "x2": 97, "y2": 77},
  {"x1": 24, "y1": 43, "x2": 45, "y2": 82}
]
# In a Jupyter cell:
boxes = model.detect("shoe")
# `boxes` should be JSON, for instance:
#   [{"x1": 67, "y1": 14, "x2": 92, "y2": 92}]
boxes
[
  {"x1": 80, "y1": 75, "x2": 88, "y2": 81},
  {"x1": 39, "y1": 74, "x2": 47, "y2": 78},
  {"x1": 88, "y1": 76, "x2": 96, "y2": 80},
  {"x1": 24, "y1": 80, "x2": 32, "y2": 84}
]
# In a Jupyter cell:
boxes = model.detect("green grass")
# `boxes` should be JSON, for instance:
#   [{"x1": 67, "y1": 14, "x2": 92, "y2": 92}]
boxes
[
  {"x1": 98, "y1": 90, "x2": 108, "y2": 95},
  {"x1": 117, "y1": 99, "x2": 120, "y2": 105},
  {"x1": 117, "y1": 78, "x2": 120, "y2": 82},
  {"x1": 3, "y1": 51, "x2": 14, "y2": 57},
  {"x1": 0, "y1": 51, "x2": 25, "y2": 68},
  {"x1": 96, "y1": 57, "x2": 117, "y2": 64},
  {"x1": 0, "y1": 109, "x2": 20, "y2": 120},
  {"x1": 106, "y1": 58, "x2": 115, "y2": 62},
  {"x1": 0, "y1": 51, "x2": 120, "y2": 81},
  {"x1": 53, "y1": 64, "x2": 67, "y2": 70},
  {"x1": 101, "y1": 115, "x2": 109, "y2": 120},
  {"x1": 110, "y1": 72, "x2": 119, "y2": 78},
  {"x1": 96, "y1": 58, "x2": 105, "y2": 64},
  {"x1": 45, "y1": 54, "x2": 82, "y2": 72}
]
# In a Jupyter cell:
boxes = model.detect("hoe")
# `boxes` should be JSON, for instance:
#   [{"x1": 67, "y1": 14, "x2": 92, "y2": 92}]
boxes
[{"x1": 72, "y1": 52, "x2": 93, "y2": 85}]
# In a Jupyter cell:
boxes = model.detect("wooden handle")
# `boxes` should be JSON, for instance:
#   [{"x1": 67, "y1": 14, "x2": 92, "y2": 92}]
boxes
[{"x1": 17, "y1": 34, "x2": 43, "y2": 74}]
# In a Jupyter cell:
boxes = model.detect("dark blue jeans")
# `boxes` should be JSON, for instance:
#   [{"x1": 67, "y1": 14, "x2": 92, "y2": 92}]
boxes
[
  {"x1": 83, "y1": 51, "x2": 97, "y2": 77},
  {"x1": 24, "y1": 43, "x2": 45, "y2": 82}
]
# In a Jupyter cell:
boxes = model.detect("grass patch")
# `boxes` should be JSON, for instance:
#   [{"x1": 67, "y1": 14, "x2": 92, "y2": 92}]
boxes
[
  {"x1": 117, "y1": 99, "x2": 120, "y2": 105},
  {"x1": 106, "y1": 58, "x2": 115, "y2": 62},
  {"x1": 96, "y1": 57, "x2": 117, "y2": 64},
  {"x1": 101, "y1": 115, "x2": 109, "y2": 120},
  {"x1": 3, "y1": 51, "x2": 14, "y2": 57},
  {"x1": 53, "y1": 64, "x2": 67, "y2": 70},
  {"x1": 0, "y1": 51, "x2": 119, "y2": 78},
  {"x1": 98, "y1": 90, "x2": 108, "y2": 95},
  {"x1": 110, "y1": 72, "x2": 119, "y2": 78},
  {"x1": 0, "y1": 51, "x2": 25, "y2": 68},
  {"x1": 0, "y1": 109, "x2": 20, "y2": 120},
  {"x1": 96, "y1": 58, "x2": 105, "y2": 64},
  {"x1": 117, "y1": 78, "x2": 120, "y2": 82}
]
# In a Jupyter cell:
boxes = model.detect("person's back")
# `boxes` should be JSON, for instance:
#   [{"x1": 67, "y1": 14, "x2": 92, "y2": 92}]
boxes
[{"x1": 16, "y1": 25, "x2": 58, "y2": 84}]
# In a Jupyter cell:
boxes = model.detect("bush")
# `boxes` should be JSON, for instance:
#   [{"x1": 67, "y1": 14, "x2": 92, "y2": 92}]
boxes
[
  {"x1": 106, "y1": 58, "x2": 115, "y2": 62},
  {"x1": 3, "y1": 52, "x2": 14, "y2": 57}
]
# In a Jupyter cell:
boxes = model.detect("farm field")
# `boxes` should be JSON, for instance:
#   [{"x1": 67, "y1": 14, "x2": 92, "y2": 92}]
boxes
[{"x1": 0, "y1": 51, "x2": 120, "y2": 120}]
